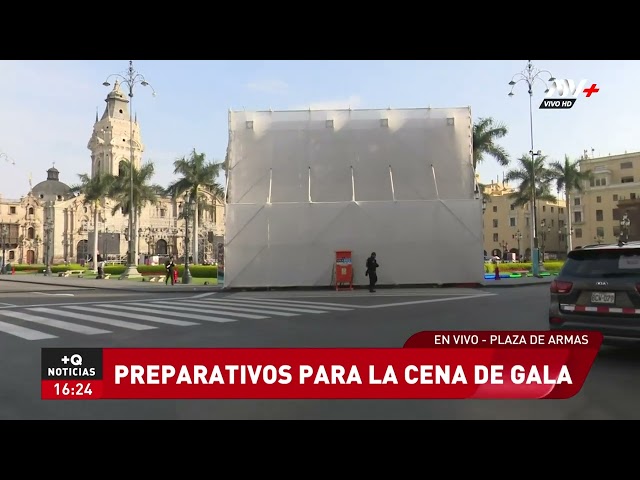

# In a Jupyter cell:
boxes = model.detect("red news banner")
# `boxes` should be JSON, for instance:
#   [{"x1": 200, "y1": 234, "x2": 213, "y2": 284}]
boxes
[{"x1": 41, "y1": 331, "x2": 602, "y2": 401}]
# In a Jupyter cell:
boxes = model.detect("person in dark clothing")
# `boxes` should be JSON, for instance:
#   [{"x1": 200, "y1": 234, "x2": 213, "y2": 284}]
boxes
[
  {"x1": 365, "y1": 252, "x2": 379, "y2": 292},
  {"x1": 165, "y1": 257, "x2": 176, "y2": 285}
]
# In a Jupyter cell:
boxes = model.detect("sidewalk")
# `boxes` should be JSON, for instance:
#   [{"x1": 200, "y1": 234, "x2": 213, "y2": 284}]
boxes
[{"x1": 0, "y1": 274, "x2": 220, "y2": 293}]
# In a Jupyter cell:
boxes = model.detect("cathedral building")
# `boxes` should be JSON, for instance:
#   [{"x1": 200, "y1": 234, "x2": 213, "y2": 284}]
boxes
[{"x1": 0, "y1": 82, "x2": 225, "y2": 266}]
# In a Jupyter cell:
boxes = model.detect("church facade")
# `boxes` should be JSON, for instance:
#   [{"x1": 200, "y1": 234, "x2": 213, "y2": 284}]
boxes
[{"x1": 0, "y1": 82, "x2": 225, "y2": 267}]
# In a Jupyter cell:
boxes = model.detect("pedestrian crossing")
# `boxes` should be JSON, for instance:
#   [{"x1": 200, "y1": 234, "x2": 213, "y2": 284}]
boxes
[{"x1": 0, "y1": 297, "x2": 356, "y2": 341}]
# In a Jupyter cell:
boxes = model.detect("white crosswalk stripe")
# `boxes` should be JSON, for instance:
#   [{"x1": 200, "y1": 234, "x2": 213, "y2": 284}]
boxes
[
  {"x1": 181, "y1": 299, "x2": 331, "y2": 314},
  {"x1": 150, "y1": 300, "x2": 297, "y2": 317},
  {"x1": 0, "y1": 296, "x2": 355, "y2": 341},
  {"x1": 90, "y1": 305, "x2": 200, "y2": 326},
  {"x1": 29, "y1": 307, "x2": 157, "y2": 331},
  {"x1": 0, "y1": 310, "x2": 110, "y2": 335}
]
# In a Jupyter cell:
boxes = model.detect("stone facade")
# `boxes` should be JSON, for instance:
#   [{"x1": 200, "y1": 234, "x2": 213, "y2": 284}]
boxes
[{"x1": 0, "y1": 82, "x2": 225, "y2": 267}]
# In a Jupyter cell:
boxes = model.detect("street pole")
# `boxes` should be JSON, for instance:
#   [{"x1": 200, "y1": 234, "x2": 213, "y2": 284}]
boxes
[
  {"x1": 508, "y1": 60, "x2": 555, "y2": 277},
  {"x1": 44, "y1": 221, "x2": 53, "y2": 276},
  {"x1": 0, "y1": 224, "x2": 6, "y2": 275},
  {"x1": 182, "y1": 195, "x2": 192, "y2": 284},
  {"x1": 103, "y1": 60, "x2": 155, "y2": 279}
]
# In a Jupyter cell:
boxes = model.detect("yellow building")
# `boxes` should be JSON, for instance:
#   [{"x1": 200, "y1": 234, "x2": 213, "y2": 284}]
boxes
[
  {"x1": 572, "y1": 151, "x2": 640, "y2": 246},
  {"x1": 482, "y1": 178, "x2": 568, "y2": 260}
]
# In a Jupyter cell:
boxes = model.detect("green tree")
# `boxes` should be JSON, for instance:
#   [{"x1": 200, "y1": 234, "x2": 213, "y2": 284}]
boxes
[
  {"x1": 504, "y1": 154, "x2": 556, "y2": 208},
  {"x1": 505, "y1": 154, "x2": 556, "y2": 259},
  {"x1": 473, "y1": 117, "x2": 510, "y2": 170},
  {"x1": 109, "y1": 160, "x2": 162, "y2": 267},
  {"x1": 547, "y1": 155, "x2": 592, "y2": 251},
  {"x1": 70, "y1": 172, "x2": 115, "y2": 271},
  {"x1": 166, "y1": 149, "x2": 224, "y2": 264}
]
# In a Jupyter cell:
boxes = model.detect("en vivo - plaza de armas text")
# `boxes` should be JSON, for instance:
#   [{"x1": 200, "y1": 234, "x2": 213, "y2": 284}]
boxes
[{"x1": 1, "y1": 81, "x2": 639, "y2": 273}]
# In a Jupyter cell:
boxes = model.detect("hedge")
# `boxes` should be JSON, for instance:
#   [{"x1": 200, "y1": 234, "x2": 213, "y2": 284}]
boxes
[
  {"x1": 103, "y1": 264, "x2": 217, "y2": 278},
  {"x1": 9, "y1": 263, "x2": 218, "y2": 278},
  {"x1": 484, "y1": 261, "x2": 564, "y2": 273}
]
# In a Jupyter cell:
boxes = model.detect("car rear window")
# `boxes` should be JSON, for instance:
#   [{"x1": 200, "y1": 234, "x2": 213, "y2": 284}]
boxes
[{"x1": 562, "y1": 248, "x2": 640, "y2": 278}]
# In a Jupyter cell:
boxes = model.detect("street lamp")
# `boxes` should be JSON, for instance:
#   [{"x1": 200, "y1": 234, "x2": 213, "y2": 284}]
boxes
[
  {"x1": 540, "y1": 221, "x2": 551, "y2": 259},
  {"x1": 102, "y1": 60, "x2": 156, "y2": 279},
  {"x1": 0, "y1": 222, "x2": 7, "y2": 274},
  {"x1": 499, "y1": 240, "x2": 509, "y2": 258},
  {"x1": 619, "y1": 212, "x2": 631, "y2": 246},
  {"x1": 43, "y1": 220, "x2": 54, "y2": 276},
  {"x1": 179, "y1": 195, "x2": 193, "y2": 284},
  {"x1": 514, "y1": 230, "x2": 523, "y2": 259},
  {"x1": 508, "y1": 60, "x2": 555, "y2": 277}
]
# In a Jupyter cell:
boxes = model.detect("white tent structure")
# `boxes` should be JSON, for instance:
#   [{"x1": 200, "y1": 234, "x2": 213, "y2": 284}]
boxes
[{"x1": 224, "y1": 107, "x2": 483, "y2": 289}]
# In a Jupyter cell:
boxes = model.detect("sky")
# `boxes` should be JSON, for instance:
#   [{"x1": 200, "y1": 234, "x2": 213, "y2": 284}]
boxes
[{"x1": 0, "y1": 59, "x2": 637, "y2": 199}]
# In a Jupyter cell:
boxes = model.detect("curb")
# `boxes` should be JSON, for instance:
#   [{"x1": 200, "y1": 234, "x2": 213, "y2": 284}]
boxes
[
  {"x1": 0, "y1": 277, "x2": 220, "y2": 294},
  {"x1": 220, "y1": 281, "x2": 550, "y2": 292}
]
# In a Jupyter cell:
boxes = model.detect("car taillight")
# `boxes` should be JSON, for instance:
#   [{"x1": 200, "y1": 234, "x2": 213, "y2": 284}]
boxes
[
  {"x1": 636, "y1": 284, "x2": 640, "y2": 294},
  {"x1": 550, "y1": 280, "x2": 573, "y2": 294}
]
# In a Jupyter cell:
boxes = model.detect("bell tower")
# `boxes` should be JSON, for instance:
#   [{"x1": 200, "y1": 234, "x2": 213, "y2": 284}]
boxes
[{"x1": 87, "y1": 80, "x2": 144, "y2": 178}]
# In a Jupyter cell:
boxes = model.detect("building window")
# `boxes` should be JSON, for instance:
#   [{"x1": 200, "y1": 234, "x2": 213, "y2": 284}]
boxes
[
  {"x1": 492, "y1": 219, "x2": 498, "y2": 228},
  {"x1": 492, "y1": 233, "x2": 499, "y2": 242},
  {"x1": 612, "y1": 208, "x2": 621, "y2": 221},
  {"x1": 551, "y1": 206, "x2": 554, "y2": 213},
  {"x1": 492, "y1": 206, "x2": 497, "y2": 213},
  {"x1": 27, "y1": 227, "x2": 34, "y2": 239},
  {"x1": 575, "y1": 228, "x2": 582, "y2": 238},
  {"x1": 622, "y1": 176, "x2": 634, "y2": 183},
  {"x1": 160, "y1": 209, "x2": 166, "y2": 218},
  {"x1": 8, "y1": 251, "x2": 14, "y2": 260},
  {"x1": 560, "y1": 207, "x2": 564, "y2": 214},
  {"x1": 596, "y1": 227, "x2": 605, "y2": 238},
  {"x1": 632, "y1": 193, "x2": 637, "y2": 200},
  {"x1": 621, "y1": 161, "x2": 633, "y2": 169},
  {"x1": 510, "y1": 204, "x2": 515, "y2": 210},
  {"x1": 596, "y1": 210, "x2": 603, "y2": 221},
  {"x1": 596, "y1": 196, "x2": 602, "y2": 203},
  {"x1": 574, "y1": 211, "x2": 582, "y2": 223},
  {"x1": 559, "y1": 219, "x2": 565, "y2": 228},
  {"x1": 574, "y1": 198, "x2": 581, "y2": 206},
  {"x1": 613, "y1": 194, "x2": 619, "y2": 201},
  {"x1": 509, "y1": 217, "x2": 516, "y2": 227},
  {"x1": 542, "y1": 205, "x2": 546, "y2": 212},
  {"x1": 525, "y1": 217, "x2": 530, "y2": 227},
  {"x1": 9, "y1": 206, "x2": 16, "y2": 214},
  {"x1": 28, "y1": 207, "x2": 34, "y2": 215}
]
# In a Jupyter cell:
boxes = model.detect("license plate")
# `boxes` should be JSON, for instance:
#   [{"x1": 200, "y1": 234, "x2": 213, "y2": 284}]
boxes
[{"x1": 591, "y1": 292, "x2": 615, "y2": 304}]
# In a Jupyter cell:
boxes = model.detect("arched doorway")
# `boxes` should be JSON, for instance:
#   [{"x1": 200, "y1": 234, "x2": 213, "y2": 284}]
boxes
[
  {"x1": 491, "y1": 249, "x2": 501, "y2": 257},
  {"x1": 26, "y1": 249, "x2": 35, "y2": 264},
  {"x1": 156, "y1": 239, "x2": 168, "y2": 255},
  {"x1": 76, "y1": 240, "x2": 88, "y2": 263}
]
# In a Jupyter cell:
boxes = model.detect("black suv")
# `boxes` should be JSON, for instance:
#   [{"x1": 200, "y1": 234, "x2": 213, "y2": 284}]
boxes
[{"x1": 549, "y1": 242, "x2": 640, "y2": 341}]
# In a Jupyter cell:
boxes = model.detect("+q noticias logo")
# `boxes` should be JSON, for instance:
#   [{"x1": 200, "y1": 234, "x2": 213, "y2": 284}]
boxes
[{"x1": 539, "y1": 79, "x2": 599, "y2": 110}]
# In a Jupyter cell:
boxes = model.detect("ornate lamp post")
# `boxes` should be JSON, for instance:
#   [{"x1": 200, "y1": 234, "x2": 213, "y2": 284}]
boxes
[
  {"x1": 508, "y1": 60, "x2": 556, "y2": 276},
  {"x1": 179, "y1": 195, "x2": 193, "y2": 284},
  {"x1": 0, "y1": 222, "x2": 8, "y2": 274},
  {"x1": 43, "y1": 220, "x2": 54, "y2": 276},
  {"x1": 102, "y1": 60, "x2": 156, "y2": 279},
  {"x1": 514, "y1": 230, "x2": 523, "y2": 259}
]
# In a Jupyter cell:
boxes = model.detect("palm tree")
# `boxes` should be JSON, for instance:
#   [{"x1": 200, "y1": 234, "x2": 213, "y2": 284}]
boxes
[
  {"x1": 505, "y1": 154, "x2": 556, "y2": 208},
  {"x1": 505, "y1": 155, "x2": 556, "y2": 260},
  {"x1": 547, "y1": 155, "x2": 592, "y2": 251},
  {"x1": 473, "y1": 117, "x2": 510, "y2": 170},
  {"x1": 166, "y1": 149, "x2": 224, "y2": 264},
  {"x1": 70, "y1": 172, "x2": 115, "y2": 271},
  {"x1": 109, "y1": 160, "x2": 162, "y2": 267}
]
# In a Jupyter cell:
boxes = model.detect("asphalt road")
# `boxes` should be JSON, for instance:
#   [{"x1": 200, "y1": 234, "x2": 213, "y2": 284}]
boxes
[{"x1": 0, "y1": 283, "x2": 638, "y2": 419}]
